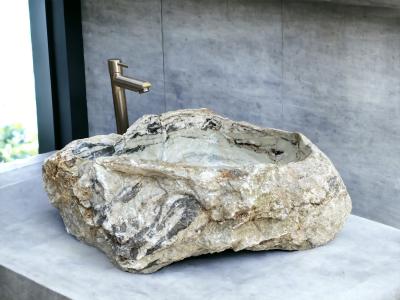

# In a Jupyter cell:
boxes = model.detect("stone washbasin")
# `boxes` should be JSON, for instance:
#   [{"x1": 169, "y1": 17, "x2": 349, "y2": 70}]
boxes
[{"x1": 43, "y1": 108, "x2": 352, "y2": 273}]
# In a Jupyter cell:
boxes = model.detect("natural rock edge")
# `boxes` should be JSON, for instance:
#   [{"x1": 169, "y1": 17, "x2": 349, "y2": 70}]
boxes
[{"x1": 43, "y1": 108, "x2": 352, "y2": 273}]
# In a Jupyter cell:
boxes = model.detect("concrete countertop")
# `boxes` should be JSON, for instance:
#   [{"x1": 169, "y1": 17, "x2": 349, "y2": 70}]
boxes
[{"x1": 0, "y1": 153, "x2": 399, "y2": 300}]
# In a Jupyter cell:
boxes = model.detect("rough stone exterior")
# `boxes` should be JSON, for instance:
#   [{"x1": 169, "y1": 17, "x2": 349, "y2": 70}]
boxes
[{"x1": 43, "y1": 109, "x2": 351, "y2": 273}]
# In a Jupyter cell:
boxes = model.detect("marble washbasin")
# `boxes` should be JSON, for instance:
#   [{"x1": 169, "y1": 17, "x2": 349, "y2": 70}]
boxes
[{"x1": 42, "y1": 108, "x2": 352, "y2": 273}]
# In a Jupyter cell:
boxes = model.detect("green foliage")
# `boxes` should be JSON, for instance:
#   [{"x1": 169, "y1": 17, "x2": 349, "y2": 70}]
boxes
[{"x1": 0, "y1": 124, "x2": 38, "y2": 163}]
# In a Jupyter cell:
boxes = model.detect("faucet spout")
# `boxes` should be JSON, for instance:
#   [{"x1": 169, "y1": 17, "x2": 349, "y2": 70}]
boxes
[
  {"x1": 108, "y1": 59, "x2": 152, "y2": 134},
  {"x1": 113, "y1": 74, "x2": 151, "y2": 94}
]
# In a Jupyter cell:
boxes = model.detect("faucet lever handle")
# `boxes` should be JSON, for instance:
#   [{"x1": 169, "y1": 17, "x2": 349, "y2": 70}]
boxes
[{"x1": 117, "y1": 62, "x2": 128, "y2": 68}]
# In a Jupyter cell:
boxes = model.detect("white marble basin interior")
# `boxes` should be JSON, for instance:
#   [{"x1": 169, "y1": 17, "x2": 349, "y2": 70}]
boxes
[{"x1": 114, "y1": 120, "x2": 312, "y2": 168}]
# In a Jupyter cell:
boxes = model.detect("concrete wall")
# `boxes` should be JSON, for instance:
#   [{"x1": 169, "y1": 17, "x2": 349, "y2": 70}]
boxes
[
  {"x1": 299, "y1": 0, "x2": 400, "y2": 8},
  {"x1": 81, "y1": 0, "x2": 400, "y2": 228}
]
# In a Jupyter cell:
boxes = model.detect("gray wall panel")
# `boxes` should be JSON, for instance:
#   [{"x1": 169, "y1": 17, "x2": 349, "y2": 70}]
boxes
[
  {"x1": 162, "y1": 0, "x2": 284, "y2": 129},
  {"x1": 81, "y1": 0, "x2": 165, "y2": 136},
  {"x1": 281, "y1": 3, "x2": 400, "y2": 227},
  {"x1": 81, "y1": 0, "x2": 400, "y2": 228},
  {"x1": 295, "y1": 0, "x2": 400, "y2": 9}
]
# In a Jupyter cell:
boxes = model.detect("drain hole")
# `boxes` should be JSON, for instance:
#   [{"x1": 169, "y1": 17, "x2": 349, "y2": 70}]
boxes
[{"x1": 271, "y1": 149, "x2": 284, "y2": 156}]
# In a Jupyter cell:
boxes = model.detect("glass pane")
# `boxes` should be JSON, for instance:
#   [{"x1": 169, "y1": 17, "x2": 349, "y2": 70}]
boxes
[{"x1": 0, "y1": 0, "x2": 38, "y2": 163}]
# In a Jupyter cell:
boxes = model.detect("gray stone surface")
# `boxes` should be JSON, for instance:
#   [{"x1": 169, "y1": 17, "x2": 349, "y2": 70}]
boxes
[
  {"x1": 43, "y1": 109, "x2": 351, "y2": 273},
  {"x1": 1, "y1": 154, "x2": 400, "y2": 299},
  {"x1": 80, "y1": 0, "x2": 400, "y2": 229},
  {"x1": 0, "y1": 265, "x2": 68, "y2": 300}
]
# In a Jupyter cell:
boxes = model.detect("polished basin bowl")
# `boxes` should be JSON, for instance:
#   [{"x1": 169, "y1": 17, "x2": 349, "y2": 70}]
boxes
[{"x1": 43, "y1": 108, "x2": 351, "y2": 273}]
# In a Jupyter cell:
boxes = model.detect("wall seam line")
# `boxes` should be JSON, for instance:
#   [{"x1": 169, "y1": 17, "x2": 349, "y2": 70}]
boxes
[
  {"x1": 160, "y1": 0, "x2": 167, "y2": 113},
  {"x1": 281, "y1": 0, "x2": 285, "y2": 123}
]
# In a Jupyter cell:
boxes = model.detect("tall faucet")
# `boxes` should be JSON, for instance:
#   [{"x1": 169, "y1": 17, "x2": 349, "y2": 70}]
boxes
[{"x1": 108, "y1": 59, "x2": 151, "y2": 134}]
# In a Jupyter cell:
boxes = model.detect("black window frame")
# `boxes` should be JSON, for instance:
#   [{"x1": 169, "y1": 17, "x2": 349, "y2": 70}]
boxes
[{"x1": 29, "y1": 0, "x2": 88, "y2": 153}]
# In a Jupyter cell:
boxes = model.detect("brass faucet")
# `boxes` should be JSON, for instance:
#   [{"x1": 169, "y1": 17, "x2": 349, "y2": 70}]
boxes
[{"x1": 108, "y1": 59, "x2": 151, "y2": 134}]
